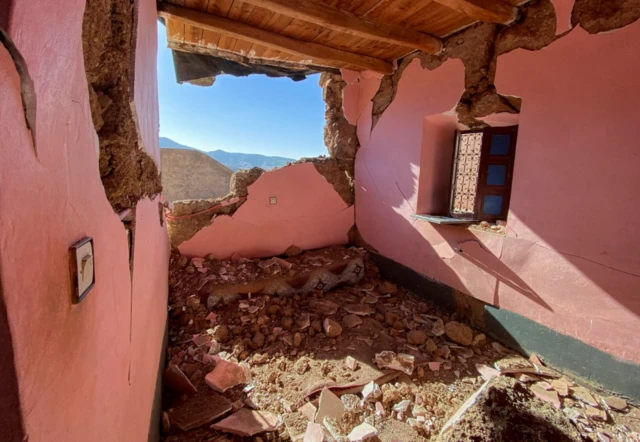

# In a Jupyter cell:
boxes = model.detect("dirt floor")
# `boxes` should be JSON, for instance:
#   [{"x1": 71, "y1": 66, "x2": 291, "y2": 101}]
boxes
[{"x1": 162, "y1": 247, "x2": 640, "y2": 442}]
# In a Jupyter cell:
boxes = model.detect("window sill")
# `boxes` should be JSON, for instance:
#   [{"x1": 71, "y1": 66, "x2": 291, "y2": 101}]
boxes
[
  {"x1": 412, "y1": 214, "x2": 508, "y2": 235},
  {"x1": 411, "y1": 214, "x2": 475, "y2": 225}
]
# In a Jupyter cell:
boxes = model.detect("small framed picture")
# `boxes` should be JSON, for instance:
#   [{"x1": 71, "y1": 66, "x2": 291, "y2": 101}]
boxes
[{"x1": 69, "y1": 237, "x2": 95, "y2": 303}]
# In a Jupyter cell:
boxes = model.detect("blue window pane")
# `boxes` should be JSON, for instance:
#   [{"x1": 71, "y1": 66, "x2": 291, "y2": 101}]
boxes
[
  {"x1": 483, "y1": 195, "x2": 503, "y2": 215},
  {"x1": 490, "y1": 134, "x2": 511, "y2": 155},
  {"x1": 486, "y1": 164, "x2": 507, "y2": 186}
]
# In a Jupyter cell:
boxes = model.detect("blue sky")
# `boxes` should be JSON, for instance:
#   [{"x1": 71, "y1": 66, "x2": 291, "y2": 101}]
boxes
[{"x1": 157, "y1": 22, "x2": 327, "y2": 159}]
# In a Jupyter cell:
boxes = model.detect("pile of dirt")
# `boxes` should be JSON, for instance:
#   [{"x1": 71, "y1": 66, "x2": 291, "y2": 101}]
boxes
[{"x1": 161, "y1": 248, "x2": 640, "y2": 442}]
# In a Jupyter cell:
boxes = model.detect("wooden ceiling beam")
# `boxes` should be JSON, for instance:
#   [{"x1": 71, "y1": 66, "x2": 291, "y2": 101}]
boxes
[
  {"x1": 238, "y1": 0, "x2": 443, "y2": 54},
  {"x1": 158, "y1": 3, "x2": 394, "y2": 73},
  {"x1": 431, "y1": 0, "x2": 518, "y2": 24}
]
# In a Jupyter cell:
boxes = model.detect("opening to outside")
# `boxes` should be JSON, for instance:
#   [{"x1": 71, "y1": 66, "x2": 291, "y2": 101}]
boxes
[{"x1": 157, "y1": 22, "x2": 328, "y2": 204}]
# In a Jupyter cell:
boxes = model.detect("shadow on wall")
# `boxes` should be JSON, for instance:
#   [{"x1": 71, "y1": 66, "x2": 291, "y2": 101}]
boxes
[{"x1": 354, "y1": 9, "x2": 640, "y2": 362}]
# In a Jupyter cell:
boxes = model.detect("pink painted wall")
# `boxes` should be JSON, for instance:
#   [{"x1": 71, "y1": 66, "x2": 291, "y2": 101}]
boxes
[
  {"x1": 0, "y1": 1, "x2": 169, "y2": 441},
  {"x1": 351, "y1": 22, "x2": 640, "y2": 363},
  {"x1": 179, "y1": 162, "x2": 354, "y2": 259}
]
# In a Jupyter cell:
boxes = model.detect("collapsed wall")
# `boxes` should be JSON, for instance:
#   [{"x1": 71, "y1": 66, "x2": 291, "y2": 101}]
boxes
[{"x1": 166, "y1": 72, "x2": 358, "y2": 258}]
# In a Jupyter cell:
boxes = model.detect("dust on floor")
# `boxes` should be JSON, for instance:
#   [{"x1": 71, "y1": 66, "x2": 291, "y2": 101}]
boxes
[{"x1": 162, "y1": 247, "x2": 640, "y2": 442}]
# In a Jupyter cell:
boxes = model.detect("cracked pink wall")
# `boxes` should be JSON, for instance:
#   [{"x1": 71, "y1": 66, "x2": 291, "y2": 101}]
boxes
[
  {"x1": 179, "y1": 162, "x2": 354, "y2": 259},
  {"x1": 352, "y1": 23, "x2": 640, "y2": 363},
  {"x1": 0, "y1": 1, "x2": 169, "y2": 441}
]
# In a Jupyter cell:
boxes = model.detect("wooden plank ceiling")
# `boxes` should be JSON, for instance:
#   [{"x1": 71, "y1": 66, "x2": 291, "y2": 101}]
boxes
[{"x1": 159, "y1": 0, "x2": 527, "y2": 74}]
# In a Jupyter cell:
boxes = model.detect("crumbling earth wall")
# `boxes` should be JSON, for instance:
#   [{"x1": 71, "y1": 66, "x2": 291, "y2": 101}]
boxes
[
  {"x1": 350, "y1": 0, "x2": 640, "y2": 365},
  {"x1": 83, "y1": 0, "x2": 162, "y2": 212}
]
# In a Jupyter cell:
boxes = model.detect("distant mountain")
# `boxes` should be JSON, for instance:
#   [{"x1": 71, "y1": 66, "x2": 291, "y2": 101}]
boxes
[{"x1": 159, "y1": 136, "x2": 294, "y2": 171}]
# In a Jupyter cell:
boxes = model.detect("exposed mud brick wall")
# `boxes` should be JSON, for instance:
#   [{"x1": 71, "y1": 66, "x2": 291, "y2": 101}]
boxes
[
  {"x1": 320, "y1": 73, "x2": 359, "y2": 183},
  {"x1": 161, "y1": 148, "x2": 233, "y2": 202},
  {"x1": 0, "y1": 1, "x2": 169, "y2": 441},
  {"x1": 350, "y1": 0, "x2": 640, "y2": 364},
  {"x1": 83, "y1": 0, "x2": 162, "y2": 212}
]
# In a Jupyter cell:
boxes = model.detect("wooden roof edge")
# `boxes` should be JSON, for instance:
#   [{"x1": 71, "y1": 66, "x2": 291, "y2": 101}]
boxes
[
  {"x1": 431, "y1": 0, "x2": 519, "y2": 25},
  {"x1": 238, "y1": 0, "x2": 443, "y2": 55},
  {"x1": 158, "y1": 3, "x2": 394, "y2": 74}
]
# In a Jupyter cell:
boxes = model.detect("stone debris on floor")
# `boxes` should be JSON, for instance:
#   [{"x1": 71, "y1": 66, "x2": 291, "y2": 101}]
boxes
[{"x1": 162, "y1": 246, "x2": 640, "y2": 442}]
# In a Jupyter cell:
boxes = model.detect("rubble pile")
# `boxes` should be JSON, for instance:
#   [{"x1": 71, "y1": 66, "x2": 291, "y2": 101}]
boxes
[{"x1": 162, "y1": 247, "x2": 640, "y2": 442}]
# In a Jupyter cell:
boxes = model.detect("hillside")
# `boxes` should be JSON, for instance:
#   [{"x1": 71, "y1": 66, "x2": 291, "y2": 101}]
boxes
[
  {"x1": 159, "y1": 136, "x2": 294, "y2": 171},
  {"x1": 160, "y1": 148, "x2": 233, "y2": 201}
]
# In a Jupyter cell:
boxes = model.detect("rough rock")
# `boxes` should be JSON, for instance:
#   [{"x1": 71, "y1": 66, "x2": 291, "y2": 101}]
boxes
[
  {"x1": 309, "y1": 299, "x2": 339, "y2": 315},
  {"x1": 407, "y1": 330, "x2": 428, "y2": 345},
  {"x1": 343, "y1": 314, "x2": 362, "y2": 329},
  {"x1": 343, "y1": 304, "x2": 375, "y2": 316},
  {"x1": 373, "y1": 351, "x2": 414, "y2": 375},
  {"x1": 603, "y1": 396, "x2": 627, "y2": 411},
  {"x1": 323, "y1": 318, "x2": 343, "y2": 338},
  {"x1": 444, "y1": 321, "x2": 473, "y2": 346}
]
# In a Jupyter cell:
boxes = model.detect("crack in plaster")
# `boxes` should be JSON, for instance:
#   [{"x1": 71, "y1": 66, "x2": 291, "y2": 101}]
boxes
[{"x1": 0, "y1": 26, "x2": 36, "y2": 154}]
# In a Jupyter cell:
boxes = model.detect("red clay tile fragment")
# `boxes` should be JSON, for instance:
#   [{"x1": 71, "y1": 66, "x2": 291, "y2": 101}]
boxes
[
  {"x1": 164, "y1": 362, "x2": 197, "y2": 394},
  {"x1": 298, "y1": 402, "x2": 317, "y2": 422},
  {"x1": 212, "y1": 408, "x2": 280, "y2": 436},
  {"x1": 603, "y1": 396, "x2": 627, "y2": 410},
  {"x1": 205, "y1": 360, "x2": 249, "y2": 393},
  {"x1": 475, "y1": 364, "x2": 500, "y2": 381},
  {"x1": 169, "y1": 393, "x2": 232, "y2": 431},
  {"x1": 571, "y1": 386, "x2": 598, "y2": 406},
  {"x1": 530, "y1": 383, "x2": 561, "y2": 409}
]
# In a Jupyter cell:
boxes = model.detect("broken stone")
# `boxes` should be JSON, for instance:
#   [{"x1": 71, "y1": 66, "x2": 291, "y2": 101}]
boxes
[
  {"x1": 428, "y1": 362, "x2": 441, "y2": 372},
  {"x1": 603, "y1": 396, "x2": 627, "y2": 411},
  {"x1": 431, "y1": 318, "x2": 445, "y2": 336},
  {"x1": 373, "y1": 351, "x2": 414, "y2": 375},
  {"x1": 315, "y1": 388, "x2": 346, "y2": 426},
  {"x1": 379, "y1": 281, "x2": 397, "y2": 295},
  {"x1": 212, "y1": 325, "x2": 229, "y2": 343},
  {"x1": 472, "y1": 333, "x2": 486, "y2": 346},
  {"x1": 205, "y1": 360, "x2": 249, "y2": 393},
  {"x1": 362, "y1": 380, "x2": 382, "y2": 402},
  {"x1": 343, "y1": 314, "x2": 362, "y2": 329},
  {"x1": 309, "y1": 299, "x2": 339, "y2": 315},
  {"x1": 298, "y1": 402, "x2": 317, "y2": 422},
  {"x1": 347, "y1": 422, "x2": 378, "y2": 442},
  {"x1": 407, "y1": 330, "x2": 427, "y2": 346},
  {"x1": 494, "y1": 355, "x2": 535, "y2": 374},
  {"x1": 393, "y1": 400, "x2": 411, "y2": 413},
  {"x1": 323, "y1": 318, "x2": 343, "y2": 338},
  {"x1": 444, "y1": 321, "x2": 473, "y2": 346},
  {"x1": 343, "y1": 304, "x2": 375, "y2": 316},
  {"x1": 531, "y1": 383, "x2": 561, "y2": 409},
  {"x1": 571, "y1": 386, "x2": 599, "y2": 406},
  {"x1": 345, "y1": 356, "x2": 358, "y2": 371},
  {"x1": 252, "y1": 332, "x2": 265, "y2": 348},
  {"x1": 516, "y1": 373, "x2": 540, "y2": 383},
  {"x1": 551, "y1": 379, "x2": 569, "y2": 397},
  {"x1": 164, "y1": 362, "x2": 198, "y2": 394},
  {"x1": 375, "y1": 402, "x2": 386, "y2": 417},
  {"x1": 491, "y1": 342, "x2": 509, "y2": 354},
  {"x1": 586, "y1": 406, "x2": 608, "y2": 422},
  {"x1": 303, "y1": 422, "x2": 323, "y2": 442},
  {"x1": 211, "y1": 408, "x2": 280, "y2": 436},
  {"x1": 424, "y1": 339, "x2": 438, "y2": 353},
  {"x1": 169, "y1": 393, "x2": 232, "y2": 431},
  {"x1": 341, "y1": 394, "x2": 363, "y2": 412}
]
